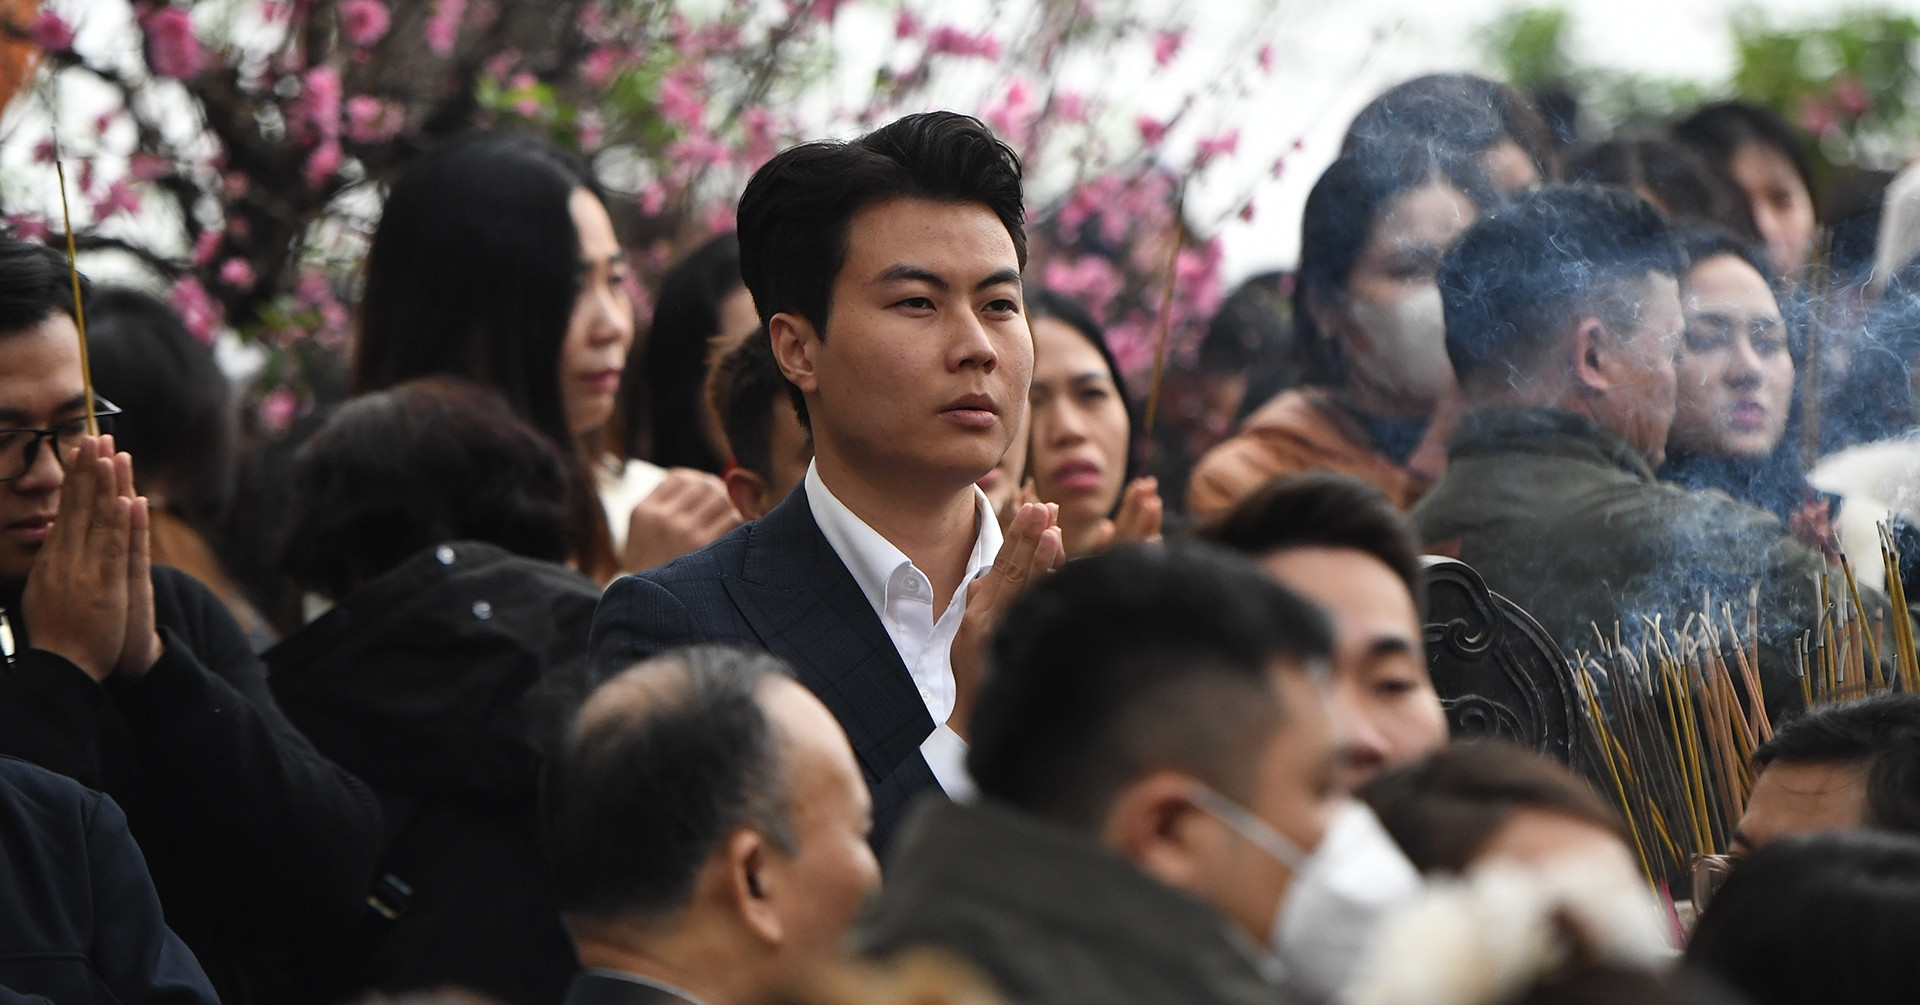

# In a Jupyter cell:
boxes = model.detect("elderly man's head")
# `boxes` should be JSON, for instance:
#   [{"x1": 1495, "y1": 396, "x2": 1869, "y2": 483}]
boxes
[
  {"x1": 1440, "y1": 186, "x2": 1688, "y2": 465},
  {"x1": 543, "y1": 646, "x2": 879, "y2": 1005}
]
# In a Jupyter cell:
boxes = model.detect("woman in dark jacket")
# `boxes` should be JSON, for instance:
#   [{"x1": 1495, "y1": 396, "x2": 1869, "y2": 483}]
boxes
[{"x1": 265, "y1": 377, "x2": 604, "y2": 1005}]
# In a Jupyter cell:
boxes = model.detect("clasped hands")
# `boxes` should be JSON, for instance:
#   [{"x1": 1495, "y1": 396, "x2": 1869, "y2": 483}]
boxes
[{"x1": 20, "y1": 435, "x2": 162, "y2": 683}]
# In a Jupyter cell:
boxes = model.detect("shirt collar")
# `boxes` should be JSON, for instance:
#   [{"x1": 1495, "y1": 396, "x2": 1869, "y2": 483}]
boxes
[{"x1": 805, "y1": 460, "x2": 1002, "y2": 614}]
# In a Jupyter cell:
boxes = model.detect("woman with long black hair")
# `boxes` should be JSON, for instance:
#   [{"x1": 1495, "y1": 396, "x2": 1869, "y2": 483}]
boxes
[{"x1": 356, "y1": 131, "x2": 736, "y2": 581}]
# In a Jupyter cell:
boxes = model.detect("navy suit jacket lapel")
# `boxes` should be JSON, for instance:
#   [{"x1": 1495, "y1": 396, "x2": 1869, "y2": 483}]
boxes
[{"x1": 719, "y1": 491, "x2": 934, "y2": 786}]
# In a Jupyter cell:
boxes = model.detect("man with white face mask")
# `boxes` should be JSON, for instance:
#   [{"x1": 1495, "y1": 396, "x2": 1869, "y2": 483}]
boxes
[{"x1": 856, "y1": 544, "x2": 1347, "y2": 1005}]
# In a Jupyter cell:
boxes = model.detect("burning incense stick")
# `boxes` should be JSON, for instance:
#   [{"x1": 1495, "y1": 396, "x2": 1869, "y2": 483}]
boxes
[
  {"x1": 51, "y1": 154, "x2": 97, "y2": 435},
  {"x1": 1140, "y1": 184, "x2": 1187, "y2": 439}
]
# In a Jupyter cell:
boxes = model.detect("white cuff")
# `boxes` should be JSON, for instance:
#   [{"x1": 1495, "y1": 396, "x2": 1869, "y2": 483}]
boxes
[{"x1": 920, "y1": 723, "x2": 976, "y2": 802}]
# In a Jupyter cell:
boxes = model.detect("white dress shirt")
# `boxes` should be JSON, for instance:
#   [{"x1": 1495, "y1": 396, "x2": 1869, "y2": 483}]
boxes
[{"x1": 804, "y1": 461, "x2": 1000, "y2": 799}]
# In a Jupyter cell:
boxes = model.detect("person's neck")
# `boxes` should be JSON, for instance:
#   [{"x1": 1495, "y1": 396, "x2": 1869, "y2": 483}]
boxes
[
  {"x1": 814, "y1": 449, "x2": 981, "y2": 613},
  {"x1": 570, "y1": 919, "x2": 753, "y2": 1005}
]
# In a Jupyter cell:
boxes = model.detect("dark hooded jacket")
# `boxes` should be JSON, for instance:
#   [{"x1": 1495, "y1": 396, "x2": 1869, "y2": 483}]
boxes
[
  {"x1": 267, "y1": 540, "x2": 602, "y2": 1005},
  {"x1": 0, "y1": 565, "x2": 383, "y2": 1005},
  {"x1": 856, "y1": 798, "x2": 1286, "y2": 1005}
]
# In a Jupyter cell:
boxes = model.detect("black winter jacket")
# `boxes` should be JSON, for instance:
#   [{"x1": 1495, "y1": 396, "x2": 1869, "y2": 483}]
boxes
[
  {"x1": 0, "y1": 754, "x2": 218, "y2": 1005},
  {"x1": 268, "y1": 541, "x2": 603, "y2": 1005},
  {"x1": 0, "y1": 566, "x2": 385, "y2": 1005}
]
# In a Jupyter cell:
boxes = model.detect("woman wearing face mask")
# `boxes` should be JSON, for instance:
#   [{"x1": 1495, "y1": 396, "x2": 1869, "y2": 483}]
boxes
[
  {"x1": 1189, "y1": 143, "x2": 1499, "y2": 519},
  {"x1": 1025, "y1": 291, "x2": 1161, "y2": 556},
  {"x1": 1674, "y1": 102, "x2": 1819, "y2": 285},
  {"x1": 1659, "y1": 229, "x2": 1831, "y2": 548},
  {"x1": 357, "y1": 132, "x2": 739, "y2": 584}
]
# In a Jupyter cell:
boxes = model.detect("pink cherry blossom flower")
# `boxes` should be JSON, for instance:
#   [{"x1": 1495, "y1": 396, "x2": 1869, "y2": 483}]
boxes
[
  {"x1": 345, "y1": 96, "x2": 405, "y2": 143},
  {"x1": 1835, "y1": 76, "x2": 1871, "y2": 118},
  {"x1": 304, "y1": 139, "x2": 343, "y2": 187},
  {"x1": 1800, "y1": 97, "x2": 1837, "y2": 138},
  {"x1": 128, "y1": 153, "x2": 171, "y2": 181},
  {"x1": 29, "y1": 12, "x2": 74, "y2": 52},
  {"x1": 637, "y1": 183, "x2": 667, "y2": 216},
  {"x1": 1238, "y1": 201, "x2": 1256, "y2": 223},
  {"x1": 170, "y1": 276, "x2": 222, "y2": 344},
  {"x1": 339, "y1": 0, "x2": 391, "y2": 47},
  {"x1": 582, "y1": 44, "x2": 622, "y2": 88},
  {"x1": 424, "y1": 0, "x2": 465, "y2": 57},
  {"x1": 93, "y1": 180, "x2": 141, "y2": 219},
  {"x1": 302, "y1": 66, "x2": 343, "y2": 140},
  {"x1": 1151, "y1": 30, "x2": 1184, "y2": 68},
  {"x1": 1053, "y1": 92, "x2": 1087, "y2": 124},
  {"x1": 667, "y1": 134, "x2": 731, "y2": 170},
  {"x1": 576, "y1": 112, "x2": 604, "y2": 150},
  {"x1": 1136, "y1": 115, "x2": 1168, "y2": 148},
  {"x1": 1257, "y1": 44, "x2": 1274, "y2": 73},
  {"x1": 895, "y1": 11, "x2": 921, "y2": 38},
  {"x1": 6, "y1": 215, "x2": 49, "y2": 242},
  {"x1": 703, "y1": 204, "x2": 735, "y2": 235},
  {"x1": 141, "y1": 6, "x2": 207, "y2": 80},
  {"x1": 222, "y1": 172, "x2": 249, "y2": 200},
  {"x1": 1192, "y1": 130, "x2": 1238, "y2": 169},
  {"x1": 192, "y1": 230, "x2": 223, "y2": 266},
  {"x1": 926, "y1": 26, "x2": 1000, "y2": 60},
  {"x1": 260, "y1": 387, "x2": 299, "y2": 432},
  {"x1": 657, "y1": 68, "x2": 707, "y2": 130},
  {"x1": 31, "y1": 139, "x2": 53, "y2": 164},
  {"x1": 984, "y1": 79, "x2": 1036, "y2": 139},
  {"x1": 218, "y1": 257, "x2": 256, "y2": 289},
  {"x1": 295, "y1": 272, "x2": 331, "y2": 308},
  {"x1": 741, "y1": 107, "x2": 776, "y2": 166}
]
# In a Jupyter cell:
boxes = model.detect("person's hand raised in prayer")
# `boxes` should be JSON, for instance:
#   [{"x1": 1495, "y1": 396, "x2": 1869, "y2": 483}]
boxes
[
  {"x1": 948, "y1": 501, "x2": 1063, "y2": 742},
  {"x1": 21, "y1": 434, "x2": 161, "y2": 683}
]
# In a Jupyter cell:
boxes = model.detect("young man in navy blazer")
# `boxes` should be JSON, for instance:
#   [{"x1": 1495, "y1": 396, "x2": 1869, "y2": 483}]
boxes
[{"x1": 589, "y1": 111, "x2": 1062, "y2": 850}]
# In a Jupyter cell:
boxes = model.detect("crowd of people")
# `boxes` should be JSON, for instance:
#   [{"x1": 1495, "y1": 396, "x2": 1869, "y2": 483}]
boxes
[{"x1": 3, "y1": 67, "x2": 1920, "y2": 1005}]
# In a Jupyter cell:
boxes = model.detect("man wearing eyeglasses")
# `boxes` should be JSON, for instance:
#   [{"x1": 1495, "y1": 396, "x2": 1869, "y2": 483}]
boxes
[{"x1": 0, "y1": 235, "x2": 381, "y2": 1005}]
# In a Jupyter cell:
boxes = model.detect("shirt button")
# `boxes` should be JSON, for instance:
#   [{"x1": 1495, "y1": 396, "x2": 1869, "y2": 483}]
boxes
[{"x1": 918, "y1": 686, "x2": 933, "y2": 702}]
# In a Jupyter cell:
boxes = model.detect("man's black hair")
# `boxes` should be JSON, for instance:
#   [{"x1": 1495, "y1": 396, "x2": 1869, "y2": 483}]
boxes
[
  {"x1": 968, "y1": 542, "x2": 1333, "y2": 831},
  {"x1": 1197, "y1": 472, "x2": 1426, "y2": 616},
  {"x1": 735, "y1": 111, "x2": 1026, "y2": 430},
  {"x1": 1439, "y1": 185, "x2": 1685, "y2": 388},
  {"x1": 543, "y1": 645, "x2": 797, "y2": 922},
  {"x1": 1751, "y1": 693, "x2": 1920, "y2": 836},
  {"x1": 706, "y1": 328, "x2": 798, "y2": 484},
  {"x1": 1685, "y1": 830, "x2": 1920, "y2": 1005},
  {"x1": 0, "y1": 234, "x2": 85, "y2": 333}
]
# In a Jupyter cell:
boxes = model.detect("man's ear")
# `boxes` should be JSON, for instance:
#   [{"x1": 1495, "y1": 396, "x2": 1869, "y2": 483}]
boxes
[
  {"x1": 723, "y1": 467, "x2": 772, "y2": 522},
  {"x1": 722, "y1": 827, "x2": 785, "y2": 947},
  {"x1": 1569, "y1": 315, "x2": 1611, "y2": 395},
  {"x1": 1101, "y1": 770, "x2": 1213, "y2": 891},
  {"x1": 769, "y1": 313, "x2": 820, "y2": 397}
]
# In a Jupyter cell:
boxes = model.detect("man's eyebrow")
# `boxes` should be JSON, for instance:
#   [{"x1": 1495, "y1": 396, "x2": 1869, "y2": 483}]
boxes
[
  {"x1": 975, "y1": 267, "x2": 1022, "y2": 291},
  {"x1": 0, "y1": 394, "x2": 86, "y2": 427},
  {"x1": 1367, "y1": 635, "x2": 1416, "y2": 658},
  {"x1": 873, "y1": 264, "x2": 948, "y2": 288}
]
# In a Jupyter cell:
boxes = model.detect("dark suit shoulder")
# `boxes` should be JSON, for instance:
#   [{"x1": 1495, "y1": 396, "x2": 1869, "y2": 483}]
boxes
[{"x1": 562, "y1": 971, "x2": 699, "y2": 1005}]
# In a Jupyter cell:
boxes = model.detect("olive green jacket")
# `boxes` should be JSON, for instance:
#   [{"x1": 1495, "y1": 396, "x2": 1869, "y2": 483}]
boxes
[
  {"x1": 1413, "y1": 406, "x2": 1887, "y2": 719},
  {"x1": 856, "y1": 798, "x2": 1286, "y2": 1005}
]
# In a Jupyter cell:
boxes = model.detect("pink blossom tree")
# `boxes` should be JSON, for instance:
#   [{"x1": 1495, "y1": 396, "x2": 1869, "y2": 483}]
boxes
[{"x1": 7, "y1": 0, "x2": 1288, "y2": 420}]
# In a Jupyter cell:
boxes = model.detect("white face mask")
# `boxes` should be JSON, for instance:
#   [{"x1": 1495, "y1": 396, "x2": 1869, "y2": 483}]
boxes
[
  {"x1": 1191, "y1": 790, "x2": 1424, "y2": 1004},
  {"x1": 1344, "y1": 285, "x2": 1455, "y2": 405}
]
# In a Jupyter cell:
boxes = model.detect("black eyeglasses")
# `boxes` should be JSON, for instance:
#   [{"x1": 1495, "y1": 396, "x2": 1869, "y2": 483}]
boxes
[{"x1": 0, "y1": 397, "x2": 123, "y2": 482}]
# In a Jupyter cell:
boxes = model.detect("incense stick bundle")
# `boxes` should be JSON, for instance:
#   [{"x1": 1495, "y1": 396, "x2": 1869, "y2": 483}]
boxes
[{"x1": 1572, "y1": 525, "x2": 1918, "y2": 889}]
